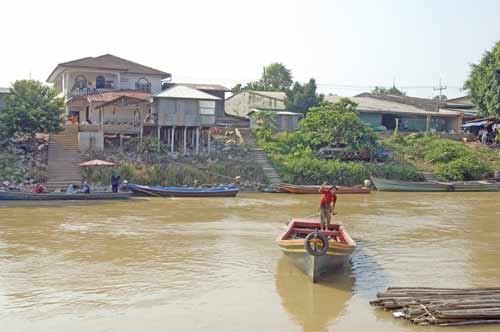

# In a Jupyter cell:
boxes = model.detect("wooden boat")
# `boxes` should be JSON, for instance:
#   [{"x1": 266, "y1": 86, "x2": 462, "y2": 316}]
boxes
[
  {"x1": 440, "y1": 181, "x2": 499, "y2": 192},
  {"x1": 370, "y1": 177, "x2": 448, "y2": 192},
  {"x1": 371, "y1": 177, "x2": 499, "y2": 192},
  {"x1": 277, "y1": 218, "x2": 356, "y2": 282},
  {"x1": 0, "y1": 190, "x2": 132, "y2": 201},
  {"x1": 127, "y1": 183, "x2": 239, "y2": 197},
  {"x1": 279, "y1": 183, "x2": 371, "y2": 194}
]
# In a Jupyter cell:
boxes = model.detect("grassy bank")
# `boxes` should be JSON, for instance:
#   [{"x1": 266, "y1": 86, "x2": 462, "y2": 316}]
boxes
[{"x1": 383, "y1": 133, "x2": 500, "y2": 181}]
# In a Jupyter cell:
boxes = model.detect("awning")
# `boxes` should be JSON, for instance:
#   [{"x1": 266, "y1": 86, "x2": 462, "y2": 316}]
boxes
[
  {"x1": 461, "y1": 121, "x2": 487, "y2": 128},
  {"x1": 79, "y1": 159, "x2": 115, "y2": 167}
]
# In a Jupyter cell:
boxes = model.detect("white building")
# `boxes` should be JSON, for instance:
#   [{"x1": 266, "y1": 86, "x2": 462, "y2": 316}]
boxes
[{"x1": 225, "y1": 90, "x2": 286, "y2": 118}]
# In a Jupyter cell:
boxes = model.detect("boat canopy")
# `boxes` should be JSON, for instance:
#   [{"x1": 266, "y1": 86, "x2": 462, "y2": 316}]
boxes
[{"x1": 461, "y1": 121, "x2": 487, "y2": 128}]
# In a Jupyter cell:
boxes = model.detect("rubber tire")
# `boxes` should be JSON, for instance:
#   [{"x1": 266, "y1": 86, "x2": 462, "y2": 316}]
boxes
[{"x1": 304, "y1": 231, "x2": 329, "y2": 256}]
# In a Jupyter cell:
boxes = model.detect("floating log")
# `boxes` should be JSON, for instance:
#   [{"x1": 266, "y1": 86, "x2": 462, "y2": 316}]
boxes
[{"x1": 371, "y1": 287, "x2": 500, "y2": 326}]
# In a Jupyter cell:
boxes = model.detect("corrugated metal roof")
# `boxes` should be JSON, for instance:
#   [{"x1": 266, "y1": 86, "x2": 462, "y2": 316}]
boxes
[
  {"x1": 0, "y1": 87, "x2": 10, "y2": 94},
  {"x1": 155, "y1": 85, "x2": 221, "y2": 100},
  {"x1": 324, "y1": 95, "x2": 461, "y2": 117},
  {"x1": 248, "y1": 90, "x2": 287, "y2": 101},
  {"x1": 86, "y1": 91, "x2": 152, "y2": 103},
  {"x1": 164, "y1": 82, "x2": 230, "y2": 92},
  {"x1": 249, "y1": 108, "x2": 303, "y2": 116}
]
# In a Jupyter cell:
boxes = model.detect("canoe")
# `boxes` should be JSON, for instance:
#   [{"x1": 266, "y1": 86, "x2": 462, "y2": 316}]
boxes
[
  {"x1": 440, "y1": 181, "x2": 499, "y2": 192},
  {"x1": 0, "y1": 190, "x2": 132, "y2": 201},
  {"x1": 371, "y1": 177, "x2": 499, "y2": 192},
  {"x1": 370, "y1": 177, "x2": 448, "y2": 192},
  {"x1": 277, "y1": 218, "x2": 356, "y2": 282},
  {"x1": 127, "y1": 183, "x2": 239, "y2": 197},
  {"x1": 279, "y1": 183, "x2": 371, "y2": 194}
]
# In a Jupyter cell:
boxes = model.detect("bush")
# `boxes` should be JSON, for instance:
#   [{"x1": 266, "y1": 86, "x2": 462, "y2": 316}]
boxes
[{"x1": 435, "y1": 155, "x2": 493, "y2": 181}]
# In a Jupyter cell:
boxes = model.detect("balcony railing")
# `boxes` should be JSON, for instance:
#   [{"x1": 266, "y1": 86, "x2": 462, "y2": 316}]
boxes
[{"x1": 68, "y1": 87, "x2": 115, "y2": 98}]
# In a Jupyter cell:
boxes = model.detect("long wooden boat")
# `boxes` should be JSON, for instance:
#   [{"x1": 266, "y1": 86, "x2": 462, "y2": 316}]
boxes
[
  {"x1": 0, "y1": 190, "x2": 132, "y2": 201},
  {"x1": 371, "y1": 177, "x2": 449, "y2": 192},
  {"x1": 371, "y1": 177, "x2": 499, "y2": 192},
  {"x1": 279, "y1": 183, "x2": 371, "y2": 194},
  {"x1": 127, "y1": 183, "x2": 239, "y2": 197},
  {"x1": 277, "y1": 218, "x2": 356, "y2": 282}
]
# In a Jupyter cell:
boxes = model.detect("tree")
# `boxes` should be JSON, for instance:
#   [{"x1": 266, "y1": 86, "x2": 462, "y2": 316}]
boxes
[
  {"x1": 301, "y1": 98, "x2": 377, "y2": 151},
  {"x1": 286, "y1": 78, "x2": 324, "y2": 114},
  {"x1": 231, "y1": 83, "x2": 242, "y2": 94},
  {"x1": 464, "y1": 40, "x2": 500, "y2": 117},
  {"x1": 253, "y1": 110, "x2": 278, "y2": 141},
  {"x1": 1, "y1": 80, "x2": 65, "y2": 139},
  {"x1": 433, "y1": 94, "x2": 447, "y2": 101},
  {"x1": 262, "y1": 63, "x2": 293, "y2": 92},
  {"x1": 372, "y1": 85, "x2": 406, "y2": 96}
]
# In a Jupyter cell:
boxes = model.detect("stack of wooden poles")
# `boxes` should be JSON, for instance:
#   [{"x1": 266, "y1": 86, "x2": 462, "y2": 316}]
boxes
[{"x1": 370, "y1": 287, "x2": 500, "y2": 326}]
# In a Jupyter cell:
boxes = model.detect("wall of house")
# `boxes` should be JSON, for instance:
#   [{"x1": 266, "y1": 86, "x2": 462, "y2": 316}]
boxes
[
  {"x1": 200, "y1": 89, "x2": 226, "y2": 117},
  {"x1": 225, "y1": 91, "x2": 285, "y2": 118},
  {"x1": 359, "y1": 113, "x2": 382, "y2": 126},
  {"x1": 79, "y1": 132, "x2": 104, "y2": 152},
  {"x1": 249, "y1": 113, "x2": 301, "y2": 132},
  {"x1": 119, "y1": 73, "x2": 163, "y2": 93},
  {"x1": 154, "y1": 98, "x2": 215, "y2": 127}
]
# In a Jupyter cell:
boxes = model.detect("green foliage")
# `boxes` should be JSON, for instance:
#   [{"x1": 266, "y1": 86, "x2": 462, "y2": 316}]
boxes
[
  {"x1": 286, "y1": 78, "x2": 323, "y2": 114},
  {"x1": 253, "y1": 111, "x2": 278, "y2": 141},
  {"x1": 435, "y1": 155, "x2": 493, "y2": 181},
  {"x1": 125, "y1": 136, "x2": 166, "y2": 154},
  {"x1": 262, "y1": 63, "x2": 293, "y2": 92},
  {"x1": 384, "y1": 134, "x2": 498, "y2": 181},
  {"x1": 464, "y1": 39, "x2": 500, "y2": 117},
  {"x1": 1, "y1": 80, "x2": 65, "y2": 139},
  {"x1": 371, "y1": 85, "x2": 406, "y2": 96},
  {"x1": 301, "y1": 99, "x2": 377, "y2": 151},
  {"x1": 433, "y1": 94, "x2": 447, "y2": 101}
]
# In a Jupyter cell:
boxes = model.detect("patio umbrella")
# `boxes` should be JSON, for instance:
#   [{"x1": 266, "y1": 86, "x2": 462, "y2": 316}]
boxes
[{"x1": 79, "y1": 159, "x2": 115, "y2": 167}]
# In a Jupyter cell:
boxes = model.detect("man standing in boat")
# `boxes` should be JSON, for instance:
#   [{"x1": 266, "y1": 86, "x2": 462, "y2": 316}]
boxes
[{"x1": 319, "y1": 182, "x2": 337, "y2": 231}]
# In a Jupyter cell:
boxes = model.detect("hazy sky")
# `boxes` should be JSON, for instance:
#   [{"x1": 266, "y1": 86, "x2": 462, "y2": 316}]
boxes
[{"x1": 1, "y1": 0, "x2": 499, "y2": 98}]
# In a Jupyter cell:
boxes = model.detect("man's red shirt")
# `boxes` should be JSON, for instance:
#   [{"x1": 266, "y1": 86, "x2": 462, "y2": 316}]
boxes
[{"x1": 320, "y1": 188, "x2": 337, "y2": 208}]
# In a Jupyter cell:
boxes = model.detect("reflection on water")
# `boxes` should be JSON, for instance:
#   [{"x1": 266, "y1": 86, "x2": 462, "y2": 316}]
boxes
[
  {"x1": 0, "y1": 192, "x2": 499, "y2": 331},
  {"x1": 276, "y1": 256, "x2": 353, "y2": 332}
]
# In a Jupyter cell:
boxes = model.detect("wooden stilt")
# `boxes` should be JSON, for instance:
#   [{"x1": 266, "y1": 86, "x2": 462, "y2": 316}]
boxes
[
  {"x1": 157, "y1": 124, "x2": 161, "y2": 153},
  {"x1": 196, "y1": 127, "x2": 200, "y2": 155},
  {"x1": 171, "y1": 127, "x2": 175, "y2": 153},
  {"x1": 183, "y1": 127, "x2": 187, "y2": 155},
  {"x1": 207, "y1": 129, "x2": 211, "y2": 154}
]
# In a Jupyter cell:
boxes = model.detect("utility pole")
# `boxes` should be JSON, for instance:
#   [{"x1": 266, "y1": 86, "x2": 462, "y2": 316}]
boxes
[
  {"x1": 433, "y1": 78, "x2": 447, "y2": 101},
  {"x1": 263, "y1": 66, "x2": 267, "y2": 90}
]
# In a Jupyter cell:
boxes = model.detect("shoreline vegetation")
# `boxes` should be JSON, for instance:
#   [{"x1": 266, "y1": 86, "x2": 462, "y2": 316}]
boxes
[{"x1": 256, "y1": 99, "x2": 500, "y2": 186}]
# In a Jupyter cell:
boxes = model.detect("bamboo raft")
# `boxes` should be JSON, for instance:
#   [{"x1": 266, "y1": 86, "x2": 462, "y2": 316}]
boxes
[{"x1": 370, "y1": 287, "x2": 500, "y2": 326}]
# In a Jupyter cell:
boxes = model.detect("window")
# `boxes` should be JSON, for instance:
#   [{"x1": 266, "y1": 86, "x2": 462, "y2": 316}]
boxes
[
  {"x1": 74, "y1": 75, "x2": 87, "y2": 89},
  {"x1": 199, "y1": 100, "x2": 216, "y2": 115},
  {"x1": 96, "y1": 75, "x2": 105, "y2": 89},
  {"x1": 135, "y1": 78, "x2": 151, "y2": 92}
]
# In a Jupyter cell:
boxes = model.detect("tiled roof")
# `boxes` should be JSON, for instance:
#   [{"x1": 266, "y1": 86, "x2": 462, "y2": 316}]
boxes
[
  {"x1": 164, "y1": 82, "x2": 230, "y2": 92},
  {"x1": 155, "y1": 85, "x2": 221, "y2": 100},
  {"x1": 86, "y1": 91, "x2": 152, "y2": 103},
  {"x1": 48, "y1": 54, "x2": 170, "y2": 82}
]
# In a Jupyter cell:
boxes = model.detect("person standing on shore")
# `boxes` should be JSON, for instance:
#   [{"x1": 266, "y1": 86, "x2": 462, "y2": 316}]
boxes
[
  {"x1": 318, "y1": 182, "x2": 337, "y2": 231},
  {"x1": 111, "y1": 171, "x2": 121, "y2": 193}
]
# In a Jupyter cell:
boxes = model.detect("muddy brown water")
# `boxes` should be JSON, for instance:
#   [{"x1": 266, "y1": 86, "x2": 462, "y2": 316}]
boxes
[{"x1": 0, "y1": 192, "x2": 499, "y2": 332}]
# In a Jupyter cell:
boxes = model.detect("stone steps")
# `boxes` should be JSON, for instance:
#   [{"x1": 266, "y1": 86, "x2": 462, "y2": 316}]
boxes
[{"x1": 46, "y1": 126, "x2": 82, "y2": 192}]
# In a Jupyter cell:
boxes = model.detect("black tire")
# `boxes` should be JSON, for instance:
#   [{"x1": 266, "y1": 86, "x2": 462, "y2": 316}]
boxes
[{"x1": 304, "y1": 231, "x2": 329, "y2": 256}]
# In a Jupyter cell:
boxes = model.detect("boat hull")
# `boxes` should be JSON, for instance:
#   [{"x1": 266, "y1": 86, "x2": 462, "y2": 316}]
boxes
[
  {"x1": 0, "y1": 191, "x2": 132, "y2": 201},
  {"x1": 277, "y1": 218, "x2": 356, "y2": 282},
  {"x1": 371, "y1": 177, "x2": 448, "y2": 192},
  {"x1": 280, "y1": 184, "x2": 371, "y2": 194},
  {"x1": 371, "y1": 177, "x2": 499, "y2": 192},
  {"x1": 128, "y1": 183, "x2": 239, "y2": 197},
  {"x1": 279, "y1": 241, "x2": 354, "y2": 282}
]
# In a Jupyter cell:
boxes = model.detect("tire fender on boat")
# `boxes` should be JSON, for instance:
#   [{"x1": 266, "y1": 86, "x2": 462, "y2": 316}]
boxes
[{"x1": 304, "y1": 231, "x2": 329, "y2": 256}]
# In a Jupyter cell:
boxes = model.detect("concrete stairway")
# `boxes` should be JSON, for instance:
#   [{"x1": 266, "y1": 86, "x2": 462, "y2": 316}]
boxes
[
  {"x1": 46, "y1": 125, "x2": 82, "y2": 192},
  {"x1": 250, "y1": 148, "x2": 282, "y2": 192}
]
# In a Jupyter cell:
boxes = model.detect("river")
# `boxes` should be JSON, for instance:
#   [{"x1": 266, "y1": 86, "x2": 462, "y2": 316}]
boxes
[{"x1": 0, "y1": 192, "x2": 499, "y2": 332}]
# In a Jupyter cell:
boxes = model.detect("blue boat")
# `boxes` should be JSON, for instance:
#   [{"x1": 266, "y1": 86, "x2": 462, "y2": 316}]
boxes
[{"x1": 127, "y1": 183, "x2": 239, "y2": 197}]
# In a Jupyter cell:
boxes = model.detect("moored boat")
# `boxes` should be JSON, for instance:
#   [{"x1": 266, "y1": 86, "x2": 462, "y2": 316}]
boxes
[
  {"x1": 370, "y1": 177, "x2": 449, "y2": 192},
  {"x1": 0, "y1": 190, "x2": 132, "y2": 201},
  {"x1": 279, "y1": 183, "x2": 371, "y2": 194},
  {"x1": 127, "y1": 183, "x2": 239, "y2": 197},
  {"x1": 277, "y1": 218, "x2": 356, "y2": 282},
  {"x1": 371, "y1": 177, "x2": 499, "y2": 192}
]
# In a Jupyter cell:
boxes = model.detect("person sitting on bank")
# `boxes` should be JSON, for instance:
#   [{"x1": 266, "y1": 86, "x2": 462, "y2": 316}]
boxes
[
  {"x1": 33, "y1": 183, "x2": 44, "y2": 194},
  {"x1": 111, "y1": 172, "x2": 121, "y2": 193},
  {"x1": 66, "y1": 184, "x2": 77, "y2": 194},
  {"x1": 81, "y1": 180, "x2": 91, "y2": 194},
  {"x1": 318, "y1": 182, "x2": 337, "y2": 231}
]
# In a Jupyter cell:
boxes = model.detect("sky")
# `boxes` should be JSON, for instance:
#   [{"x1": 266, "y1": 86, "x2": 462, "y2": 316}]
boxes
[{"x1": 1, "y1": 0, "x2": 499, "y2": 99}]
